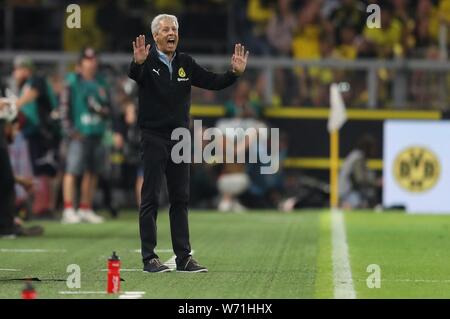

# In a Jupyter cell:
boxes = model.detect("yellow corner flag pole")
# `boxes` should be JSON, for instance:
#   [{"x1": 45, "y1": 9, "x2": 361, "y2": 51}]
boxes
[
  {"x1": 330, "y1": 130, "x2": 339, "y2": 209},
  {"x1": 328, "y1": 83, "x2": 347, "y2": 210}
]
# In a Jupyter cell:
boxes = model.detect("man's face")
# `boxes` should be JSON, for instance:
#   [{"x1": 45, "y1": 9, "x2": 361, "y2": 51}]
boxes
[
  {"x1": 13, "y1": 67, "x2": 31, "y2": 84},
  {"x1": 79, "y1": 57, "x2": 98, "y2": 79},
  {"x1": 153, "y1": 19, "x2": 179, "y2": 55}
]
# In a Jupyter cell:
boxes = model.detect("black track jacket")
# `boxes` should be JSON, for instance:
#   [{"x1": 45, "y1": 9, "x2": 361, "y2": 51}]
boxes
[{"x1": 128, "y1": 45, "x2": 239, "y2": 137}]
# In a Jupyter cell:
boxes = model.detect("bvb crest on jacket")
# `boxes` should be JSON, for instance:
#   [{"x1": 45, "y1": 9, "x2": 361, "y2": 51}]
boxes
[{"x1": 178, "y1": 67, "x2": 186, "y2": 78}]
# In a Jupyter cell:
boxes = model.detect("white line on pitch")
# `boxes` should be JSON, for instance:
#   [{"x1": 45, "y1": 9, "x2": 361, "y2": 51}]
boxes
[
  {"x1": 100, "y1": 268, "x2": 143, "y2": 272},
  {"x1": 59, "y1": 291, "x2": 146, "y2": 296},
  {"x1": 59, "y1": 291, "x2": 108, "y2": 295},
  {"x1": 124, "y1": 291, "x2": 146, "y2": 294},
  {"x1": 356, "y1": 278, "x2": 450, "y2": 283},
  {"x1": 0, "y1": 248, "x2": 67, "y2": 253},
  {"x1": 119, "y1": 295, "x2": 143, "y2": 299},
  {"x1": 0, "y1": 268, "x2": 21, "y2": 272},
  {"x1": 131, "y1": 249, "x2": 173, "y2": 253},
  {"x1": 118, "y1": 291, "x2": 146, "y2": 299},
  {"x1": 331, "y1": 209, "x2": 356, "y2": 299}
]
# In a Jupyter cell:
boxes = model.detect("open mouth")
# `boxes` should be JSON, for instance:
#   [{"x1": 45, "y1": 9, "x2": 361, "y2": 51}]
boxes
[{"x1": 167, "y1": 39, "x2": 176, "y2": 45}]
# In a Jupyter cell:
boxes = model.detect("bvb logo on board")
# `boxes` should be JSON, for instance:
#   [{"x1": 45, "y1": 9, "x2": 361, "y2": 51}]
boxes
[{"x1": 393, "y1": 146, "x2": 440, "y2": 193}]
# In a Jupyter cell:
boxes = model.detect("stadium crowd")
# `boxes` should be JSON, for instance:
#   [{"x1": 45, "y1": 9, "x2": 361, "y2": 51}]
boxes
[{"x1": 2, "y1": 0, "x2": 450, "y2": 108}]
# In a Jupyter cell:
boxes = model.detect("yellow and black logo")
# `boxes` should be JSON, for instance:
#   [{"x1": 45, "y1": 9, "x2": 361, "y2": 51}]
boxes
[
  {"x1": 393, "y1": 146, "x2": 440, "y2": 192},
  {"x1": 178, "y1": 67, "x2": 186, "y2": 78}
]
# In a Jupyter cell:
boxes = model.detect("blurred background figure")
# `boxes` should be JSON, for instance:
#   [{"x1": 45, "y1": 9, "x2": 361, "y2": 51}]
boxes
[
  {"x1": 215, "y1": 80, "x2": 265, "y2": 212},
  {"x1": 112, "y1": 96, "x2": 143, "y2": 207},
  {"x1": 339, "y1": 134, "x2": 382, "y2": 209},
  {"x1": 60, "y1": 48, "x2": 109, "y2": 224},
  {"x1": 9, "y1": 56, "x2": 60, "y2": 219},
  {"x1": 0, "y1": 80, "x2": 44, "y2": 237}
]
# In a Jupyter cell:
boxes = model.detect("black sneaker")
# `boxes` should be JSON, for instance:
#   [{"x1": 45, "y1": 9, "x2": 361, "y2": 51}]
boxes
[
  {"x1": 143, "y1": 258, "x2": 172, "y2": 273},
  {"x1": 0, "y1": 225, "x2": 44, "y2": 238},
  {"x1": 176, "y1": 257, "x2": 208, "y2": 273},
  {"x1": 16, "y1": 225, "x2": 44, "y2": 237}
]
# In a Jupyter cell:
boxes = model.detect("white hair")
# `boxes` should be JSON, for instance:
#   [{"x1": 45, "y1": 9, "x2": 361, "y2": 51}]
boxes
[{"x1": 151, "y1": 14, "x2": 179, "y2": 35}]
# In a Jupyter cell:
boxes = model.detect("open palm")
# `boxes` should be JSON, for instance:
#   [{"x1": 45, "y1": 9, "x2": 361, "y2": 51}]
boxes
[
  {"x1": 133, "y1": 35, "x2": 150, "y2": 65},
  {"x1": 231, "y1": 43, "x2": 249, "y2": 76}
]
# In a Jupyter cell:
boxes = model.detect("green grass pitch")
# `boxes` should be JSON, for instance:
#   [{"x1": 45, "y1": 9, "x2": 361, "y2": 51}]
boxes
[{"x1": 1, "y1": 210, "x2": 450, "y2": 299}]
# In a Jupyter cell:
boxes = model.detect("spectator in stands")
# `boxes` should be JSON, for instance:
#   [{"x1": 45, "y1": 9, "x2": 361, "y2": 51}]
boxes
[
  {"x1": 291, "y1": 0, "x2": 331, "y2": 106},
  {"x1": 362, "y1": 3, "x2": 404, "y2": 58},
  {"x1": 60, "y1": 48, "x2": 110, "y2": 224},
  {"x1": 414, "y1": 0, "x2": 440, "y2": 56},
  {"x1": 266, "y1": 0, "x2": 297, "y2": 56},
  {"x1": 245, "y1": 0, "x2": 275, "y2": 55},
  {"x1": 339, "y1": 134, "x2": 381, "y2": 209},
  {"x1": 392, "y1": 0, "x2": 416, "y2": 57},
  {"x1": 333, "y1": 24, "x2": 359, "y2": 60},
  {"x1": 292, "y1": 0, "x2": 324, "y2": 61},
  {"x1": 328, "y1": 0, "x2": 365, "y2": 45}
]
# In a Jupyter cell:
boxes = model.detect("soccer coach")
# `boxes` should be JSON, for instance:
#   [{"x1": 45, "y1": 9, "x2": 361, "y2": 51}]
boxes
[{"x1": 129, "y1": 14, "x2": 249, "y2": 273}]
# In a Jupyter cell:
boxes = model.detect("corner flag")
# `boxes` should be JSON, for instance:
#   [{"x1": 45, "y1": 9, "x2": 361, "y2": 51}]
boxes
[
  {"x1": 328, "y1": 83, "x2": 347, "y2": 209},
  {"x1": 328, "y1": 83, "x2": 347, "y2": 132}
]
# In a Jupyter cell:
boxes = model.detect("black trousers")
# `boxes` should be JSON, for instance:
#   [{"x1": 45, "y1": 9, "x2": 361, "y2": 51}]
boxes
[
  {"x1": 139, "y1": 130, "x2": 191, "y2": 265},
  {"x1": 0, "y1": 144, "x2": 16, "y2": 234}
]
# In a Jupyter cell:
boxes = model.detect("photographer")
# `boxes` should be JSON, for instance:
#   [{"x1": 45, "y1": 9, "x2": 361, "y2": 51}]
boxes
[{"x1": 0, "y1": 81, "x2": 43, "y2": 237}]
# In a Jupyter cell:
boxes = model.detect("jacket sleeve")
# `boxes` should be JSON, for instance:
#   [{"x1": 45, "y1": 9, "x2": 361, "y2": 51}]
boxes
[
  {"x1": 128, "y1": 59, "x2": 147, "y2": 84},
  {"x1": 190, "y1": 56, "x2": 239, "y2": 90}
]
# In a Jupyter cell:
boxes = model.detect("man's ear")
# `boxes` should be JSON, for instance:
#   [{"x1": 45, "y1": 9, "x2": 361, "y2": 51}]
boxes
[{"x1": 152, "y1": 33, "x2": 157, "y2": 43}]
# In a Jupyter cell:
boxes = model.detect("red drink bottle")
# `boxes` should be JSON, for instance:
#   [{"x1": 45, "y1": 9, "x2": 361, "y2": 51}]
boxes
[
  {"x1": 22, "y1": 281, "x2": 37, "y2": 299},
  {"x1": 107, "y1": 251, "x2": 121, "y2": 294}
]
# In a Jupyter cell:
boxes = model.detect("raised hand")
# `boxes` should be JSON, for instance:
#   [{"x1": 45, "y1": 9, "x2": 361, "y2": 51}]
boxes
[
  {"x1": 231, "y1": 43, "x2": 249, "y2": 76},
  {"x1": 133, "y1": 35, "x2": 151, "y2": 65}
]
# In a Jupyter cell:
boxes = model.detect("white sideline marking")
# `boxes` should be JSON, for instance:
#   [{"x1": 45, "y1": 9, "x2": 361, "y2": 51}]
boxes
[
  {"x1": 59, "y1": 291, "x2": 146, "y2": 298},
  {"x1": 118, "y1": 291, "x2": 146, "y2": 299},
  {"x1": 124, "y1": 291, "x2": 146, "y2": 294},
  {"x1": 59, "y1": 291, "x2": 108, "y2": 295},
  {"x1": 119, "y1": 294, "x2": 143, "y2": 299},
  {"x1": 0, "y1": 268, "x2": 20, "y2": 272},
  {"x1": 356, "y1": 278, "x2": 450, "y2": 283},
  {"x1": 100, "y1": 268, "x2": 142, "y2": 272},
  {"x1": 331, "y1": 209, "x2": 356, "y2": 299},
  {"x1": 132, "y1": 249, "x2": 173, "y2": 253},
  {"x1": 0, "y1": 248, "x2": 66, "y2": 253}
]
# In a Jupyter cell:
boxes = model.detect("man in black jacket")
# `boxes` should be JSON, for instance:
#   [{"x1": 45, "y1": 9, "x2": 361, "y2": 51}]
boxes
[{"x1": 129, "y1": 14, "x2": 249, "y2": 273}]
